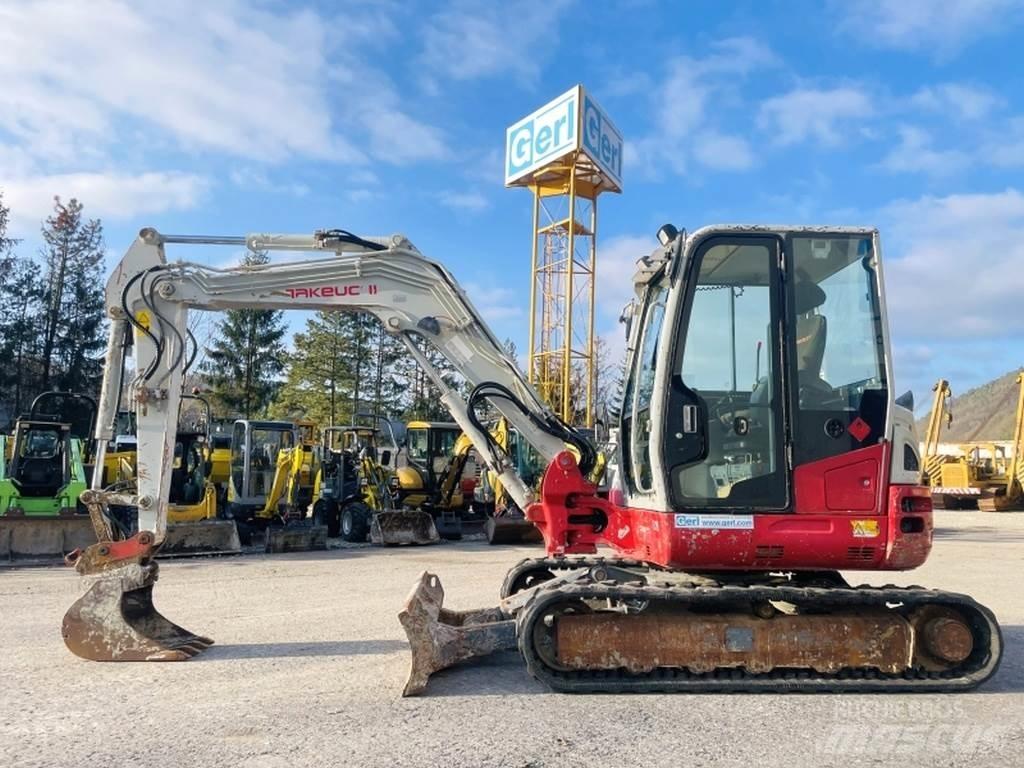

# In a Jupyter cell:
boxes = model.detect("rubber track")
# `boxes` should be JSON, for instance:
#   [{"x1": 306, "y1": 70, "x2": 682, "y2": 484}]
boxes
[{"x1": 509, "y1": 558, "x2": 1003, "y2": 693}]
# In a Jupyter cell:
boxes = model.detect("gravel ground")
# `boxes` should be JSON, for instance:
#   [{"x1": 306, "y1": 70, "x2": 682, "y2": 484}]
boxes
[{"x1": 2, "y1": 511, "x2": 1022, "y2": 768}]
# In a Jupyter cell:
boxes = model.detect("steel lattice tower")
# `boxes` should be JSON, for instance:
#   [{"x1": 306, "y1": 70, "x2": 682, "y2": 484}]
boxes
[{"x1": 504, "y1": 86, "x2": 623, "y2": 426}]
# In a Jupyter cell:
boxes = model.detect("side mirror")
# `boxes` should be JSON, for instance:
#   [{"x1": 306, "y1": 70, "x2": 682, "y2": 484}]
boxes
[
  {"x1": 619, "y1": 300, "x2": 635, "y2": 337},
  {"x1": 380, "y1": 449, "x2": 392, "y2": 467}
]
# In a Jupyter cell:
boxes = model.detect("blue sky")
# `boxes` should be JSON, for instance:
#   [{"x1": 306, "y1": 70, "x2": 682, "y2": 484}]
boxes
[{"x1": 1, "y1": 0, "x2": 1023, "y2": 411}]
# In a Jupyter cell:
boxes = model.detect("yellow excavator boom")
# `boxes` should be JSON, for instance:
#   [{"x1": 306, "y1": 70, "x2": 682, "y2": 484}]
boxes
[{"x1": 920, "y1": 378, "x2": 952, "y2": 486}]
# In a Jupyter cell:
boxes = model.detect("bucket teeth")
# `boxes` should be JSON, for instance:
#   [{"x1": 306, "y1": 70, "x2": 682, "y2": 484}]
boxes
[
  {"x1": 62, "y1": 560, "x2": 213, "y2": 661},
  {"x1": 398, "y1": 571, "x2": 515, "y2": 696}
]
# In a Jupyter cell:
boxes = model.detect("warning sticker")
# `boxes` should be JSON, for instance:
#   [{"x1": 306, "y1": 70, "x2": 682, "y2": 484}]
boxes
[
  {"x1": 674, "y1": 514, "x2": 754, "y2": 530},
  {"x1": 850, "y1": 519, "x2": 880, "y2": 538}
]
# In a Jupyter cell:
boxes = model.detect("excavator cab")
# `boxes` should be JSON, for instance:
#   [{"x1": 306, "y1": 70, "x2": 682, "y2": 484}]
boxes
[
  {"x1": 621, "y1": 233, "x2": 895, "y2": 526},
  {"x1": 225, "y1": 420, "x2": 297, "y2": 524},
  {"x1": 396, "y1": 421, "x2": 466, "y2": 508},
  {"x1": 159, "y1": 396, "x2": 241, "y2": 555},
  {"x1": 401, "y1": 227, "x2": 995, "y2": 695},
  {"x1": 395, "y1": 421, "x2": 482, "y2": 539}
]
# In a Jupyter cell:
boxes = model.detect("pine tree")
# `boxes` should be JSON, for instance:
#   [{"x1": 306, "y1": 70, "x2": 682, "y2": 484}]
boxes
[
  {"x1": 367, "y1": 319, "x2": 407, "y2": 419},
  {"x1": 38, "y1": 197, "x2": 106, "y2": 391},
  {"x1": 202, "y1": 250, "x2": 287, "y2": 418},
  {"x1": 271, "y1": 311, "x2": 353, "y2": 426},
  {"x1": 396, "y1": 336, "x2": 461, "y2": 421},
  {"x1": 0, "y1": 192, "x2": 16, "y2": 262},
  {"x1": 1, "y1": 259, "x2": 45, "y2": 416},
  {"x1": 271, "y1": 311, "x2": 407, "y2": 426},
  {"x1": 0, "y1": 194, "x2": 27, "y2": 423}
]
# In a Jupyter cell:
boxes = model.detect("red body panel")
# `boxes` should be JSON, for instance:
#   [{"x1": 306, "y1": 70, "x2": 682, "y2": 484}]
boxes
[{"x1": 529, "y1": 445, "x2": 933, "y2": 572}]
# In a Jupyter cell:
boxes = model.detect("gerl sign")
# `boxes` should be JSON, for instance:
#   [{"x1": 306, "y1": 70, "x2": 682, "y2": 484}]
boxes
[{"x1": 505, "y1": 85, "x2": 623, "y2": 191}]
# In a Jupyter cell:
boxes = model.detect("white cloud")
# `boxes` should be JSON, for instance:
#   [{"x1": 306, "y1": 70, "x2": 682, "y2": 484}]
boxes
[
  {"x1": 0, "y1": 0, "x2": 447, "y2": 170},
  {"x1": 881, "y1": 189, "x2": 1024, "y2": 343},
  {"x1": 0, "y1": 171, "x2": 208, "y2": 232},
  {"x1": 877, "y1": 126, "x2": 971, "y2": 176},
  {"x1": 228, "y1": 167, "x2": 309, "y2": 197},
  {"x1": 758, "y1": 87, "x2": 874, "y2": 147},
  {"x1": 0, "y1": 1, "x2": 360, "y2": 164},
  {"x1": 837, "y1": 0, "x2": 1022, "y2": 53},
  {"x1": 464, "y1": 282, "x2": 524, "y2": 326},
  {"x1": 360, "y1": 109, "x2": 449, "y2": 164},
  {"x1": 595, "y1": 235, "x2": 656, "y2": 318},
  {"x1": 982, "y1": 116, "x2": 1024, "y2": 167},
  {"x1": 418, "y1": 0, "x2": 573, "y2": 89},
  {"x1": 693, "y1": 133, "x2": 756, "y2": 171},
  {"x1": 345, "y1": 189, "x2": 379, "y2": 204},
  {"x1": 910, "y1": 83, "x2": 1002, "y2": 120},
  {"x1": 627, "y1": 37, "x2": 777, "y2": 177},
  {"x1": 439, "y1": 191, "x2": 490, "y2": 212}
]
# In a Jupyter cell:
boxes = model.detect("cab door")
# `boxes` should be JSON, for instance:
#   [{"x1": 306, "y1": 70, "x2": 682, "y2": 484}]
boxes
[{"x1": 663, "y1": 235, "x2": 789, "y2": 511}]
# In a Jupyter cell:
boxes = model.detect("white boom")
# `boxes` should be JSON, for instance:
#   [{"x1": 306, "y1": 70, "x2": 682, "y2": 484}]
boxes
[{"x1": 94, "y1": 228, "x2": 568, "y2": 543}]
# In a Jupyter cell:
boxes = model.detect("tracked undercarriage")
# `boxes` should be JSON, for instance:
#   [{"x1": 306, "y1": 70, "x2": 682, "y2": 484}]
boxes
[{"x1": 401, "y1": 557, "x2": 1003, "y2": 695}]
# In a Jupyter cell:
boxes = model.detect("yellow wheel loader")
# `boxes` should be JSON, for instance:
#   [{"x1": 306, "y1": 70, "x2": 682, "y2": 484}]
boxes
[{"x1": 314, "y1": 423, "x2": 438, "y2": 545}]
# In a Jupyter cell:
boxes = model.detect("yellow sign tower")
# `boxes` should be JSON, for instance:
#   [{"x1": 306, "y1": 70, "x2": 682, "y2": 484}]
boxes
[{"x1": 504, "y1": 85, "x2": 623, "y2": 426}]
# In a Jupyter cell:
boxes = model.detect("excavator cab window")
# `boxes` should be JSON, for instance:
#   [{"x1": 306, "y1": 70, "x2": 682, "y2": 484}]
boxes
[
  {"x1": 12, "y1": 425, "x2": 67, "y2": 496},
  {"x1": 666, "y1": 237, "x2": 787, "y2": 509},
  {"x1": 787, "y1": 235, "x2": 888, "y2": 466},
  {"x1": 407, "y1": 428, "x2": 429, "y2": 466},
  {"x1": 628, "y1": 284, "x2": 669, "y2": 493},
  {"x1": 431, "y1": 429, "x2": 459, "y2": 462}
]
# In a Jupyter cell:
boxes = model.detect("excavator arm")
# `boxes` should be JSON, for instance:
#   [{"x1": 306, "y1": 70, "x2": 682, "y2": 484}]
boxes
[
  {"x1": 63, "y1": 226, "x2": 588, "y2": 663},
  {"x1": 91, "y1": 227, "x2": 575, "y2": 547}
]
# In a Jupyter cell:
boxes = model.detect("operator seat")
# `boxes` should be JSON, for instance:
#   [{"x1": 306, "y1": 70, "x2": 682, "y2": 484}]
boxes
[
  {"x1": 748, "y1": 281, "x2": 830, "y2": 406},
  {"x1": 793, "y1": 281, "x2": 832, "y2": 400}
]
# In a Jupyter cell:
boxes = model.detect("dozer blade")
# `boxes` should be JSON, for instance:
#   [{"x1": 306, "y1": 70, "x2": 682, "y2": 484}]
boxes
[
  {"x1": 0, "y1": 516, "x2": 97, "y2": 562},
  {"x1": 265, "y1": 523, "x2": 328, "y2": 553},
  {"x1": 61, "y1": 531, "x2": 213, "y2": 662},
  {"x1": 160, "y1": 520, "x2": 242, "y2": 557},
  {"x1": 398, "y1": 571, "x2": 515, "y2": 696},
  {"x1": 370, "y1": 510, "x2": 440, "y2": 546},
  {"x1": 484, "y1": 516, "x2": 543, "y2": 545}
]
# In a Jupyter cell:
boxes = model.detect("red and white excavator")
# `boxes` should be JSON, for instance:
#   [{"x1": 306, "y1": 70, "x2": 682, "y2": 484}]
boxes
[{"x1": 62, "y1": 224, "x2": 1002, "y2": 695}]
